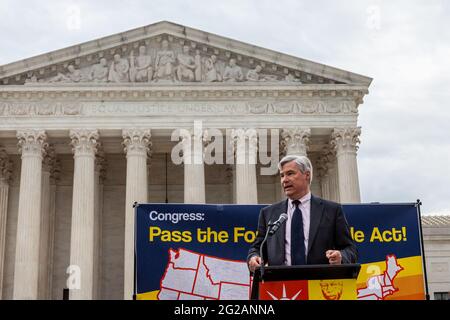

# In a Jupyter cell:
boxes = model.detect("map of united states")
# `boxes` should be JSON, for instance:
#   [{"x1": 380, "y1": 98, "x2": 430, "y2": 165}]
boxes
[{"x1": 157, "y1": 248, "x2": 252, "y2": 300}]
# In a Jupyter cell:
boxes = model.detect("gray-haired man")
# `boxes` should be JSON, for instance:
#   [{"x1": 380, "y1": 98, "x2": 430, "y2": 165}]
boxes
[{"x1": 248, "y1": 155, "x2": 357, "y2": 272}]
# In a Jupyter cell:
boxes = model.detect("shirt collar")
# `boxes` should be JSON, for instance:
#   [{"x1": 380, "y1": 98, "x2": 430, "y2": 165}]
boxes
[{"x1": 288, "y1": 192, "x2": 311, "y2": 208}]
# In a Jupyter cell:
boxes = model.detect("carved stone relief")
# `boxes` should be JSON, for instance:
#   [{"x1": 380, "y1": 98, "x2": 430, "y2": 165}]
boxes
[
  {"x1": 4, "y1": 37, "x2": 317, "y2": 85},
  {"x1": 0, "y1": 100, "x2": 357, "y2": 117},
  {"x1": 0, "y1": 102, "x2": 82, "y2": 116},
  {"x1": 248, "y1": 101, "x2": 358, "y2": 115}
]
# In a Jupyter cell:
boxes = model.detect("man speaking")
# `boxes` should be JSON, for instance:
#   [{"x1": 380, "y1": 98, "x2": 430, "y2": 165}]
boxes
[{"x1": 248, "y1": 155, "x2": 357, "y2": 272}]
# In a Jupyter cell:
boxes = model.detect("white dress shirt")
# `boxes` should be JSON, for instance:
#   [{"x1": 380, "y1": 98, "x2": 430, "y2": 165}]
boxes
[{"x1": 285, "y1": 192, "x2": 311, "y2": 265}]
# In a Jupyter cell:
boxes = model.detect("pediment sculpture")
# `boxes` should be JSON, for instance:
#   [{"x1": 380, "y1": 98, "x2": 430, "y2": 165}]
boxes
[{"x1": 23, "y1": 39, "x2": 303, "y2": 85}]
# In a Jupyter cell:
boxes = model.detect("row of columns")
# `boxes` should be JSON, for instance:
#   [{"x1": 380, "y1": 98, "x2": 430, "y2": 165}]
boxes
[{"x1": 1, "y1": 126, "x2": 361, "y2": 300}]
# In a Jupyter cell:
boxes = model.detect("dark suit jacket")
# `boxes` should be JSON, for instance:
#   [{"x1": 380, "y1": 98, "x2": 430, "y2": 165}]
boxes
[{"x1": 247, "y1": 195, "x2": 357, "y2": 266}]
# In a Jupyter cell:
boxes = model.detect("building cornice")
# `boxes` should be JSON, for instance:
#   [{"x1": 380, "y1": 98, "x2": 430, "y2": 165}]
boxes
[{"x1": 0, "y1": 84, "x2": 368, "y2": 102}]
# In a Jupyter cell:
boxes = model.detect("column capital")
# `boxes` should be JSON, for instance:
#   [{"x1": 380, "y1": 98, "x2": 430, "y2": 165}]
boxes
[
  {"x1": 230, "y1": 128, "x2": 258, "y2": 142},
  {"x1": 179, "y1": 128, "x2": 209, "y2": 147},
  {"x1": 331, "y1": 127, "x2": 361, "y2": 155},
  {"x1": 280, "y1": 128, "x2": 311, "y2": 157},
  {"x1": 179, "y1": 128, "x2": 208, "y2": 165},
  {"x1": 122, "y1": 129, "x2": 152, "y2": 157},
  {"x1": 70, "y1": 129, "x2": 99, "y2": 157},
  {"x1": 17, "y1": 130, "x2": 47, "y2": 159},
  {"x1": 0, "y1": 148, "x2": 12, "y2": 183},
  {"x1": 230, "y1": 128, "x2": 258, "y2": 152}
]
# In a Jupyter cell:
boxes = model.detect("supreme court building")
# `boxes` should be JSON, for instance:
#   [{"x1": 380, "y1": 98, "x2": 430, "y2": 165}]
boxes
[{"x1": 0, "y1": 21, "x2": 373, "y2": 300}]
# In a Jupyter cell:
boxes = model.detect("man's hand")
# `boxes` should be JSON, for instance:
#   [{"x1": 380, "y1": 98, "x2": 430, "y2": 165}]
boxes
[
  {"x1": 326, "y1": 250, "x2": 342, "y2": 265},
  {"x1": 248, "y1": 255, "x2": 262, "y2": 272}
]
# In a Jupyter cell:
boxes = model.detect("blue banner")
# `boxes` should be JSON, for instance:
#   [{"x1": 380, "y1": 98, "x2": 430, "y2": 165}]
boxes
[{"x1": 135, "y1": 202, "x2": 425, "y2": 300}]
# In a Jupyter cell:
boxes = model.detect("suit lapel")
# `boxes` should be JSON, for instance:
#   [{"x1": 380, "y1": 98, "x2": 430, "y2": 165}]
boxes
[
  {"x1": 273, "y1": 199, "x2": 288, "y2": 262},
  {"x1": 308, "y1": 195, "x2": 324, "y2": 254}
]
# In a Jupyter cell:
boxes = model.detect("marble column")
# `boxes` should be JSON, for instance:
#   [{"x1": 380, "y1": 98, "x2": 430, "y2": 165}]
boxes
[
  {"x1": 232, "y1": 129, "x2": 258, "y2": 204},
  {"x1": 331, "y1": 127, "x2": 361, "y2": 203},
  {"x1": 38, "y1": 146, "x2": 58, "y2": 299},
  {"x1": 69, "y1": 129, "x2": 99, "y2": 300},
  {"x1": 13, "y1": 130, "x2": 47, "y2": 299},
  {"x1": 0, "y1": 148, "x2": 12, "y2": 299},
  {"x1": 122, "y1": 129, "x2": 151, "y2": 300},
  {"x1": 280, "y1": 128, "x2": 311, "y2": 157},
  {"x1": 182, "y1": 129, "x2": 206, "y2": 204},
  {"x1": 93, "y1": 147, "x2": 106, "y2": 300}
]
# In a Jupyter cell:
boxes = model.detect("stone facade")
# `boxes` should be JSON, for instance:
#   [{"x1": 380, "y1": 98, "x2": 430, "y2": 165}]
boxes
[
  {"x1": 422, "y1": 216, "x2": 450, "y2": 300},
  {"x1": 0, "y1": 21, "x2": 373, "y2": 300}
]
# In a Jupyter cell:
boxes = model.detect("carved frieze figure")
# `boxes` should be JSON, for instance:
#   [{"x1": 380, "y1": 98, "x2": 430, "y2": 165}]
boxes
[
  {"x1": 246, "y1": 65, "x2": 278, "y2": 82},
  {"x1": 248, "y1": 102, "x2": 268, "y2": 114},
  {"x1": 37, "y1": 104, "x2": 55, "y2": 116},
  {"x1": 4, "y1": 37, "x2": 316, "y2": 86},
  {"x1": 176, "y1": 45, "x2": 196, "y2": 82},
  {"x1": 49, "y1": 64, "x2": 84, "y2": 83},
  {"x1": 223, "y1": 58, "x2": 243, "y2": 82},
  {"x1": 204, "y1": 55, "x2": 222, "y2": 82},
  {"x1": 154, "y1": 39, "x2": 176, "y2": 82},
  {"x1": 62, "y1": 104, "x2": 81, "y2": 115},
  {"x1": 129, "y1": 45, "x2": 153, "y2": 82},
  {"x1": 24, "y1": 73, "x2": 38, "y2": 84},
  {"x1": 246, "y1": 65, "x2": 263, "y2": 81},
  {"x1": 285, "y1": 72, "x2": 302, "y2": 83},
  {"x1": 108, "y1": 54, "x2": 130, "y2": 83},
  {"x1": 9, "y1": 104, "x2": 28, "y2": 115},
  {"x1": 194, "y1": 49, "x2": 202, "y2": 81},
  {"x1": 89, "y1": 58, "x2": 108, "y2": 82},
  {"x1": 0, "y1": 103, "x2": 7, "y2": 116}
]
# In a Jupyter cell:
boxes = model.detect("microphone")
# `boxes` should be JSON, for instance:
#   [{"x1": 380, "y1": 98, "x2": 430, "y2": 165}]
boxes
[
  {"x1": 258, "y1": 213, "x2": 288, "y2": 282},
  {"x1": 269, "y1": 213, "x2": 288, "y2": 235}
]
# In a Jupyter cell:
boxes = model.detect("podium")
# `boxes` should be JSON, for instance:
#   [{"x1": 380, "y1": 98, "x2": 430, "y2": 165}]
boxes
[{"x1": 251, "y1": 264, "x2": 361, "y2": 300}]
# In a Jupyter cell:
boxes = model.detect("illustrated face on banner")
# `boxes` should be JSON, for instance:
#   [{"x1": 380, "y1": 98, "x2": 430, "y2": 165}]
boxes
[{"x1": 320, "y1": 280, "x2": 344, "y2": 300}]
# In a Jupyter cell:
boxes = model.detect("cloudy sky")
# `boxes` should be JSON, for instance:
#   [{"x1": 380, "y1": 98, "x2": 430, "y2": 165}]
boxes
[{"x1": 1, "y1": 0, "x2": 449, "y2": 215}]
